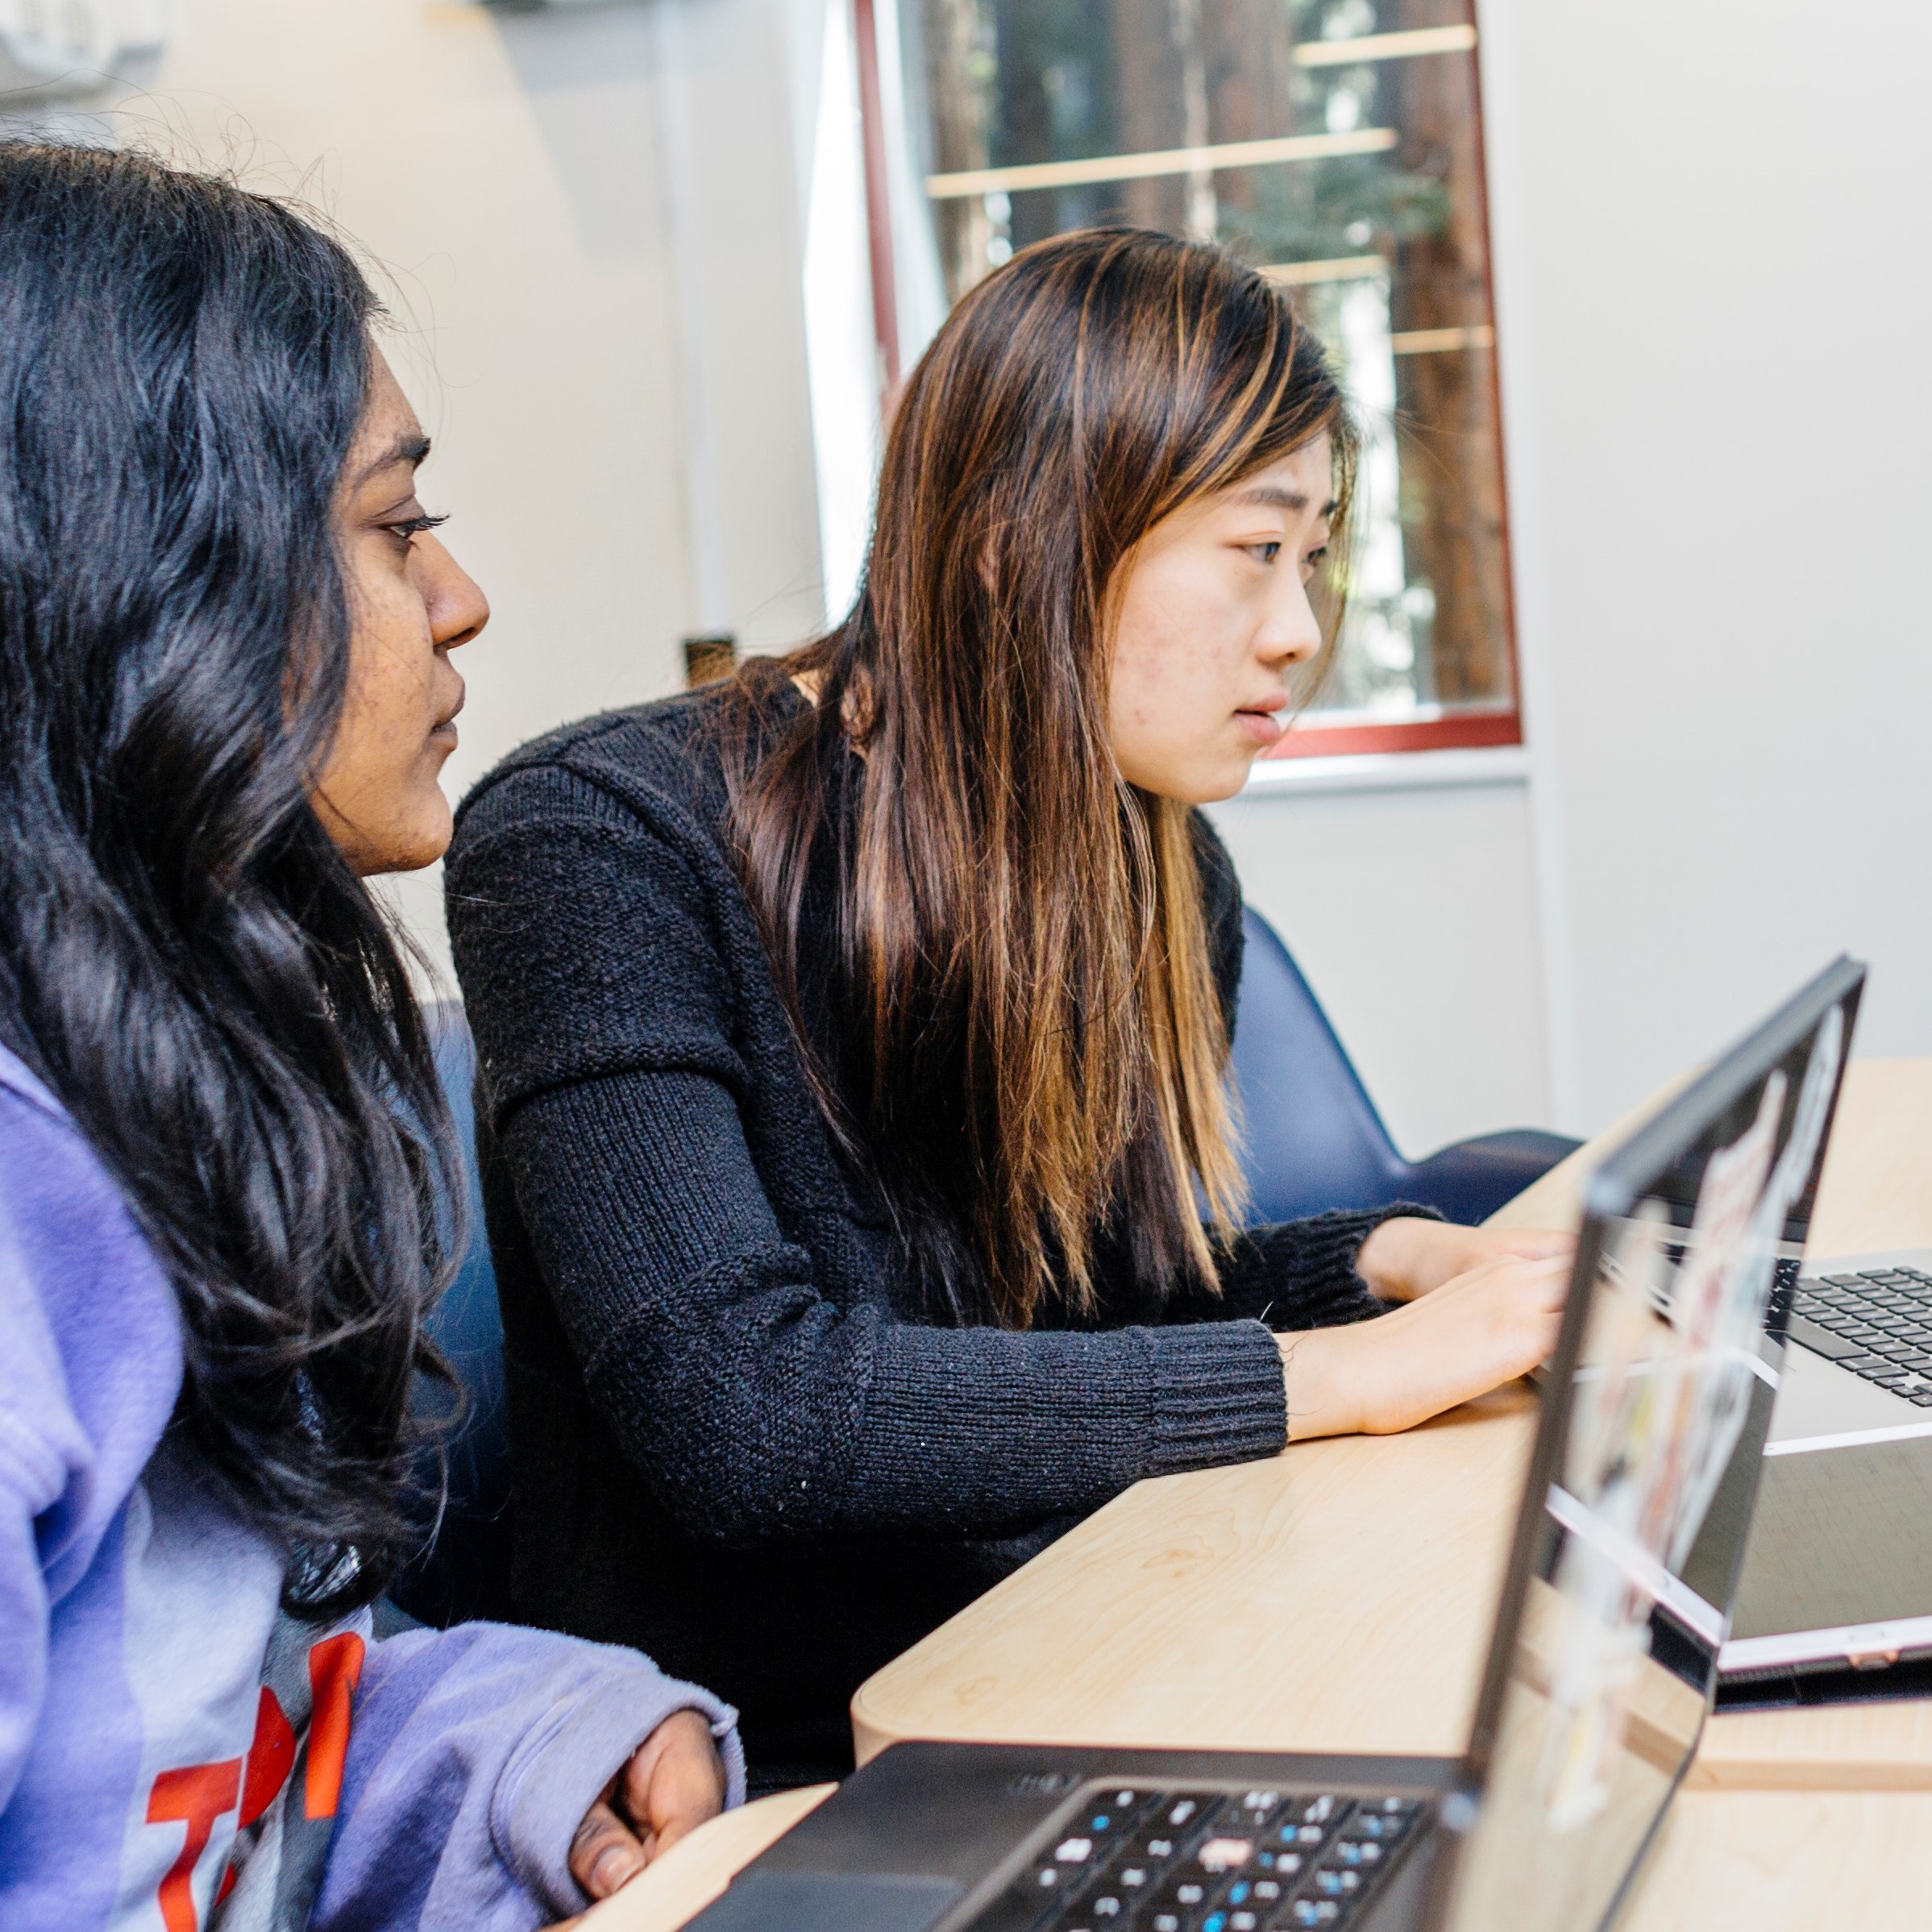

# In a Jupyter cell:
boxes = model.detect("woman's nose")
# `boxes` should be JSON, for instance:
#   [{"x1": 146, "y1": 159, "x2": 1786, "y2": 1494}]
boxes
[
  {"x1": 414, "y1": 532, "x2": 491, "y2": 652},
  {"x1": 1260, "y1": 579, "x2": 1323, "y2": 667}
]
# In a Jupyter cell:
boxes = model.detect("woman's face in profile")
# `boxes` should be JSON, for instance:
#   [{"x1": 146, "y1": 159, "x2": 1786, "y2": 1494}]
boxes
[
  {"x1": 1107, "y1": 434, "x2": 1332, "y2": 804},
  {"x1": 311, "y1": 353, "x2": 490, "y2": 876}
]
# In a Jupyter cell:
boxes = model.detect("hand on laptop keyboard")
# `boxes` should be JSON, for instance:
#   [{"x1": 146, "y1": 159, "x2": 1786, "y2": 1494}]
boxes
[{"x1": 1280, "y1": 1253, "x2": 1569, "y2": 1441}]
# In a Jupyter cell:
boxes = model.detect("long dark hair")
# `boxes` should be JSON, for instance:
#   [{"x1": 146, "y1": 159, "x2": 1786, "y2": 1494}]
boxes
[
  {"x1": 725, "y1": 227, "x2": 1354, "y2": 1329},
  {"x1": 0, "y1": 143, "x2": 455, "y2": 1616}
]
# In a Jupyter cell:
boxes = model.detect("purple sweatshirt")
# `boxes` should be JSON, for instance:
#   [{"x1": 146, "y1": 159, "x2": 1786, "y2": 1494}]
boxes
[{"x1": 0, "y1": 1041, "x2": 746, "y2": 1932}]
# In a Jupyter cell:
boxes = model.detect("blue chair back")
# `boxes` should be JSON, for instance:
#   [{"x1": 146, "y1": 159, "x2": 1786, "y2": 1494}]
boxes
[
  {"x1": 1228, "y1": 908, "x2": 1411, "y2": 1223},
  {"x1": 1229, "y1": 908, "x2": 1579, "y2": 1228}
]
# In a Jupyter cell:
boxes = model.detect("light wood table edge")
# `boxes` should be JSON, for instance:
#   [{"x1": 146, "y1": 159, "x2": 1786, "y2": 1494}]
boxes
[
  {"x1": 577, "y1": 1785, "x2": 837, "y2": 1932},
  {"x1": 1685, "y1": 1751, "x2": 1932, "y2": 1792},
  {"x1": 1692, "y1": 1707, "x2": 1932, "y2": 1791},
  {"x1": 850, "y1": 1696, "x2": 911, "y2": 1769}
]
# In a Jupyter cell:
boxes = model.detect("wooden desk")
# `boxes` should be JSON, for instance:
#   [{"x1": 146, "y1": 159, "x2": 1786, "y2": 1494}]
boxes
[{"x1": 596, "y1": 1059, "x2": 1932, "y2": 1929}]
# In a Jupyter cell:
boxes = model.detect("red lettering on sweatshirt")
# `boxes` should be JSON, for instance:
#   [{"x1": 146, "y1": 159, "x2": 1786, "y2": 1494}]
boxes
[
  {"x1": 304, "y1": 1631, "x2": 365, "y2": 1820},
  {"x1": 147, "y1": 1760, "x2": 241, "y2": 1932},
  {"x1": 239, "y1": 1686, "x2": 297, "y2": 1828},
  {"x1": 147, "y1": 1635, "x2": 357, "y2": 1928}
]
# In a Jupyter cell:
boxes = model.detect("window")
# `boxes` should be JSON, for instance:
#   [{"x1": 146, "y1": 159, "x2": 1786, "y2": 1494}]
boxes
[{"x1": 863, "y1": 0, "x2": 1519, "y2": 757}]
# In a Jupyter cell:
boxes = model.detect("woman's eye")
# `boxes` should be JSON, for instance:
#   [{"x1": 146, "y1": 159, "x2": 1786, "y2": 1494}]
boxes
[
  {"x1": 382, "y1": 512, "x2": 449, "y2": 545},
  {"x1": 1303, "y1": 545, "x2": 1329, "y2": 572},
  {"x1": 1249, "y1": 540, "x2": 1282, "y2": 564}
]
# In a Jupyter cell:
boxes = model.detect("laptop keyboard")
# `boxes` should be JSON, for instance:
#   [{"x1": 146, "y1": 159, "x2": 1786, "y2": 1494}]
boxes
[
  {"x1": 974, "y1": 1785, "x2": 1424, "y2": 1932},
  {"x1": 1791, "y1": 1267, "x2": 1932, "y2": 1403}
]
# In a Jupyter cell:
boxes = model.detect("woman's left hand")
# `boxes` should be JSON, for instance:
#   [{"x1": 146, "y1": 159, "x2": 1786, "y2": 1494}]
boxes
[
  {"x1": 566, "y1": 1707, "x2": 728, "y2": 1906},
  {"x1": 1355, "y1": 1215, "x2": 1575, "y2": 1303}
]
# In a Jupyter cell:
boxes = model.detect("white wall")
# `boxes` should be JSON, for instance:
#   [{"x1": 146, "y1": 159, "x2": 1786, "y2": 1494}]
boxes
[{"x1": 1478, "y1": 0, "x2": 1932, "y2": 1132}]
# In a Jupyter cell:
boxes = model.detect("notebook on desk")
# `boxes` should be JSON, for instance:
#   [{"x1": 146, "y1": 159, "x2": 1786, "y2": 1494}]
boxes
[{"x1": 685, "y1": 958, "x2": 1861, "y2": 1932}]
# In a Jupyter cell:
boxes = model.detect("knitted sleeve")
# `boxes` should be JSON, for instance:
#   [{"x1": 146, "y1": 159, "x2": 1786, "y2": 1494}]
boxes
[
  {"x1": 1200, "y1": 1205, "x2": 1443, "y2": 1328},
  {"x1": 446, "y1": 762, "x2": 1292, "y2": 1552}
]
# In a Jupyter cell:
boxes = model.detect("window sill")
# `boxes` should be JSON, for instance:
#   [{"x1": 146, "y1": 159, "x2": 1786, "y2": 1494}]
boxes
[{"x1": 1239, "y1": 743, "x2": 1531, "y2": 798}]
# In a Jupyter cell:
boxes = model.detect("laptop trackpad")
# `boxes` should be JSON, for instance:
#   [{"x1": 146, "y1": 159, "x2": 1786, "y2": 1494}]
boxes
[{"x1": 691, "y1": 1871, "x2": 963, "y2": 1931}]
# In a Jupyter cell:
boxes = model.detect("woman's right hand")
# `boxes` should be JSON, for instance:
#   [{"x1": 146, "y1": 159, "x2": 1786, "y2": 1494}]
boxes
[{"x1": 1277, "y1": 1253, "x2": 1571, "y2": 1441}]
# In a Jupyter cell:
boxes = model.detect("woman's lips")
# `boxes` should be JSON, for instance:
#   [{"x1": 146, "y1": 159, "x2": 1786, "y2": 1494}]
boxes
[
  {"x1": 1235, "y1": 707, "x2": 1286, "y2": 747},
  {"x1": 430, "y1": 680, "x2": 467, "y2": 742}
]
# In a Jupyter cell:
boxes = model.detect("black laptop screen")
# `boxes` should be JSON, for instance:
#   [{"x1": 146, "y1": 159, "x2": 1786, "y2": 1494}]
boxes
[{"x1": 1442, "y1": 966, "x2": 1858, "y2": 1932}]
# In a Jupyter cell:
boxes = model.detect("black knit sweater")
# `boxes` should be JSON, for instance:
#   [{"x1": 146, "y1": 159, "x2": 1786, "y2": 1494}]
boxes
[{"x1": 444, "y1": 685, "x2": 1409, "y2": 1787}]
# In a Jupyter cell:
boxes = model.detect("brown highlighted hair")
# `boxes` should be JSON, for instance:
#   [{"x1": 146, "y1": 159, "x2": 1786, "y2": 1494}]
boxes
[{"x1": 725, "y1": 226, "x2": 1354, "y2": 1328}]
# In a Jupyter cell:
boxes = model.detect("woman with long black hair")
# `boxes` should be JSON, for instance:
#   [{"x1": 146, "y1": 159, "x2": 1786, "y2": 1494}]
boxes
[
  {"x1": 447, "y1": 227, "x2": 1572, "y2": 1789},
  {"x1": 0, "y1": 144, "x2": 737, "y2": 1930}
]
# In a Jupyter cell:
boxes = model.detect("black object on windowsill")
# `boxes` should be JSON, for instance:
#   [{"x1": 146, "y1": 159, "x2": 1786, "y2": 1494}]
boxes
[{"x1": 683, "y1": 633, "x2": 737, "y2": 689}]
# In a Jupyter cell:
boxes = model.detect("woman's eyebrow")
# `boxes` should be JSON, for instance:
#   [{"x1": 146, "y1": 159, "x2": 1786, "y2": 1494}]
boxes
[
  {"x1": 1230, "y1": 484, "x2": 1336, "y2": 517},
  {"x1": 357, "y1": 433, "x2": 432, "y2": 487}
]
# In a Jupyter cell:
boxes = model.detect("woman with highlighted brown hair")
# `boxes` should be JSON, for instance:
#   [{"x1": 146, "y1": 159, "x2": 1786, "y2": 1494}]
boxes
[{"x1": 445, "y1": 227, "x2": 1572, "y2": 1790}]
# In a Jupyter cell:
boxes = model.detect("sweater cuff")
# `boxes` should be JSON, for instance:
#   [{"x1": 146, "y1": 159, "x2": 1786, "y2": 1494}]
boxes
[
  {"x1": 1143, "y1": 1319, "x2": 1287, "y2": 1480},
  {"x1": 1250, "y1": 1200, "x2": 1445, "y2": 1331},
  {"x1": 1338, "y1": 1199, "x2": 1448, "y2": 1315},
  {"x1": 497, "y1": 1664, "x2": 747, "y2": 1916}
]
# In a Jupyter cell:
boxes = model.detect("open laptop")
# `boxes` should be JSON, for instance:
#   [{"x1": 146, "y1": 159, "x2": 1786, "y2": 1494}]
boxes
[
  {"x1": 688, "y1": 958, "x2": 1860, "y2": 1932},
  {"x1": 1712, "y1": 1014, "x2": 1932, "y2": 1689}
]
